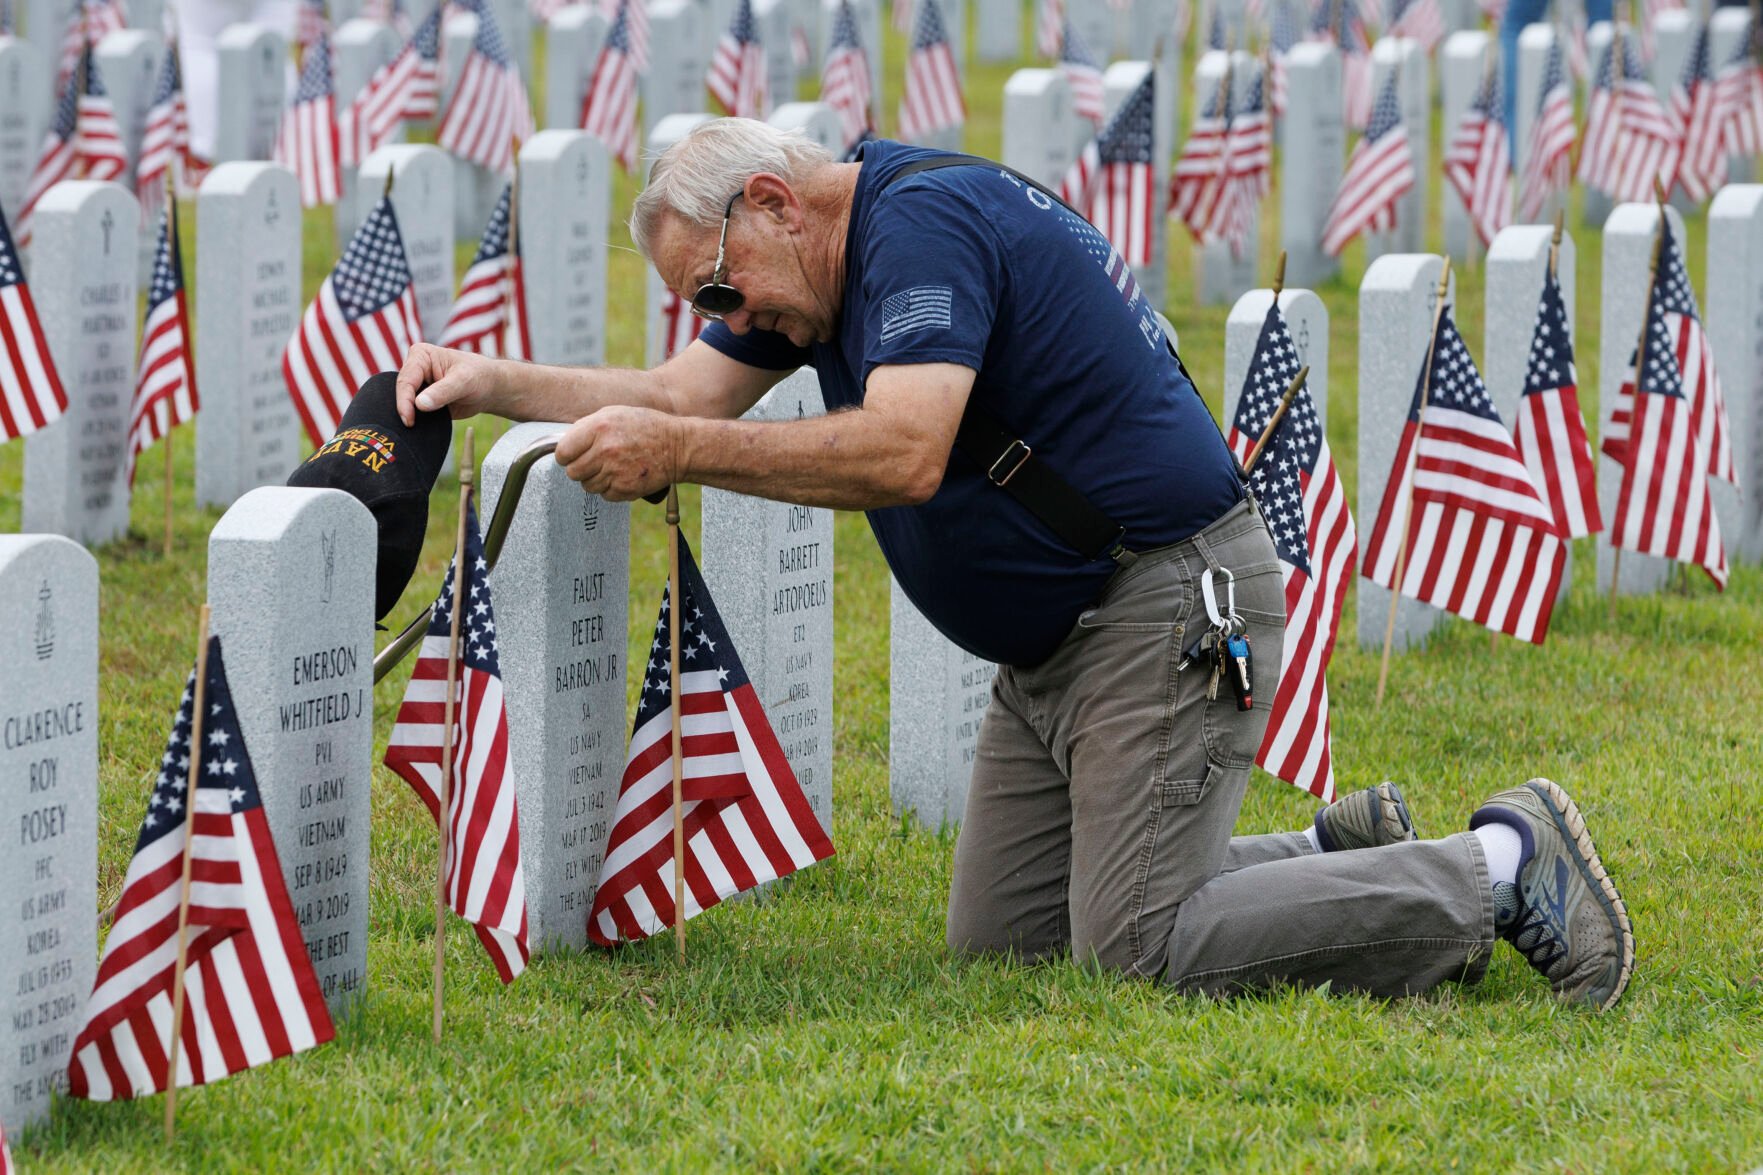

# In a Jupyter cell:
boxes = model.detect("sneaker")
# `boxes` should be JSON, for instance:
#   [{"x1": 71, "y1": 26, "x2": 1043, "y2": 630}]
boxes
[
  {"x1": 1470, "y1": 779, "x2": 1635, "y2": 1012},
  {"x1": 1314, "y1": 781, "x2": 1419, "y2": 852}
]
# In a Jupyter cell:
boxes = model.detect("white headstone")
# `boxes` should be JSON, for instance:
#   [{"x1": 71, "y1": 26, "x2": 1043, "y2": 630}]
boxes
[
  {"x1": 820, "y1": 0, "x2": 882, "y2": 128},
  {"x1": 755, "y1": 0, "x2": 797, "y2": 117},
  {"x1": 1705, "y1": 185, "x2": 1763, "y2": 563},
  {"x1": 207, "y1": 487, "x2": 376, "y2": 1015},
  {"x1": 519, "y1": 130, "x2": 609, "y2": 366},
  {"x1": 127, "y1": 0, "x2": 163, "y2": 38},
  {"x1": 1195, "y1": 49, "x2": 1261, "y2": 307},
  {"x1": 332, "y1": 18, "x2": 402, "y2": 242},
  {"x1": 889, "y1": 581, "x2": 993, "y2": 830},
  {"x1": 442, "y1": 11, "x2": 501, "y2": 239},
  {"x1": 1597, "y1": 201, "x2": 1687, "y2": 595},
  {"x1": 1357, "y1": 252, "x2": 1456, "y2": 650},
  {"x1": 544, "y1": 5, "x2": 607, "y2": 130},
  {"x1": 1711, "y1": 8, "x2": 1755, "y2": 177},
  {"x1": 1582, "y1": 21, "x2": 1614, "y2": 225},
  {"x1": 1366, "y1": 37, "x2": 1429, "y2": 260},
  {"x1": 644, "y1": 0, "x2": 712, "y2": 138},
  {"x1": 700, "y1": 370, "x2": 835, "y2": 835},
  {"x1": 1103, "y1": 60, "x2": 1173, "y2": 310},
  {"x1": 793, "y1": 0, "x2": 823, "y2": 71},
  {"x1": 195, "y1": 162, "x2": 304, "y2": 510},
  {"x1": 1067, "y1": 0, "x2": 1112, "y2": 62},
  {"x1": 1439, "y1": 30, "x2": 1490, "y2": 263},
  {"x1": 0, "y1": 39, "x2": 50, "y2": 230},
  {"x1": 93, "y1": 28, "x2": 164, "y2": 185},
  {"x1": 22, "y1": 182, "x2": 137, "y2": 546},
  {"x1": 976, "y1": 0, "x2": 1019, "y2": 61},
  {"x1": 0, "y1": 536, "x2": 97, "y2": 1137},
  {"x1": 1224, "y1": 287, "x2": 1331, "y2": 434},
  {"x1": 769, "y1": 100, "x2": 843, "y2": 152},
  {"x1": 479, "y1": 423, "x2": 631, "y2": 952},
  {"x1": 213, "y1": 24, "x2": 287, "y2": 163},
  {"x1": 645, "y1": 112, "x2": 714, "y2": 368},
  {"x1": 19, "y1": 0, "x2": 57, "y2": 94},
  {"x1": 1281, "y1": 42, "x2": 1344, "y2": 288},
  {"x1": 358, "y1": 143, "x2": 455, "y2": 344},
  {"x1": 1002, "y1": 68, "x2": 1079, "y2": 190},
  {"x1": 1650, "y1": 9, "x2": 1698, "y2": 213},
  {"x1": 490, "y1": 0, "x2": 533, "y2": 87}
]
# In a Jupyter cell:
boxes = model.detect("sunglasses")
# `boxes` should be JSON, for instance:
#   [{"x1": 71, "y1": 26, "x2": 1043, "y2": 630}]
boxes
[{"x1": 689, "y1": 192, "x2": 746, "y2": 321}]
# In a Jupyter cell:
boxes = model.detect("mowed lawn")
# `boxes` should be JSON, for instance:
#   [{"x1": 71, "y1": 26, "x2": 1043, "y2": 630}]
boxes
[{"x1": 4, "y1": 9, "x2": 1763, "y2": 1171}]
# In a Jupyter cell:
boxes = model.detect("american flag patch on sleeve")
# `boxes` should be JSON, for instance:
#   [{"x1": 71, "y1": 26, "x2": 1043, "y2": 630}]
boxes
[{"x1": 879, "y1": 285, "x2": 953, "y2": 343}]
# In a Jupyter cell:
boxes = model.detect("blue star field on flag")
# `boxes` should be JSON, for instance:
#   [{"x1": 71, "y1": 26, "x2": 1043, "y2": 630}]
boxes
[
  {"x1": 333, "y1": 197, "x2": 415, "y2": 322},
  {"x1": 727, "y1": 0, "x2": 760, "y2": 46},
  {"x1": 634, "y1": 542, "x2": 746, "y2": 730},
  {"x1": 425, "y1": 502, "x2": 502, "y2": 677},
  {"x1": 1412, "y1": 313, "x2": 1502, "y2": 422},
  {"x1": 1522, "y1": 269, "x2": 1574, "y2": 399},
  {"x1": 1232, "y1": 309, "x2": 1322, "y2": 575},
  {"x1": 466, "y1": 182, "x2": 515, "y2": 269},
  {"x1": 293, "y1": 32, "x2": 335, "y2": 103},
  {"x1": 1097, "y1": 73, "x2": 1155, "y2": 165},
  {"x1": 137, "y1": 642, "x2": 259, "y2": 851},
  {"x1": 912, "y1": 0, "x2": 950, "y2": 49},
  {"x1": 1365, "y1": 70, "x2": 1403, "y2": 144}
]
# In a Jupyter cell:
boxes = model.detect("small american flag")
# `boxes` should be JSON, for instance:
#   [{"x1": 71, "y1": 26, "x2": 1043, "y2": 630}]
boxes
[
  {"x1": 1086, "y1": 70, "x2": 1156, "y2": 267},
  {"x1": 439, "y1": 181, "x2": 530, "y2": 360},
  {"x1": 1059, "y1": 19, "x2": 1105, "y2": 127},
  {"x1": 0, "y1": 200, "x2": 66, "y2": 442},
  {"x1": 1268, "y1": 0, "x2": 1302, "y2": 117},
  {"x1": 581, "y1": 0, "x2": 641, "y2": 171},
  {"x1": 346, "y1": 6, "x2": 442, "y2": 166},
  {"x1": 282, "y1": 194, "x2": 423, "y2": 446},
  {"x1": 1218, "y1": 71, "x2": 1272, "y2": 257},
  {"x1": 136, "y1": 42, "x2": 193, "y2": 215},
  {"x1": 1362, "y1": 306, "x2": 1566, "y2": 644},
  {"x1": 1605, "y1": 33, "x2": 1683, "y2": 202},
  {"x1": 55, "y1": 0, "x2": 126, "y2": 89},
  {"x1": 1578, "y1": 32, "x2": 1621, "y2": 193},
  {"x1": 1608, "y1": 228, "x2": 1729, "y2": 588},
  {"x1": 297, "y1": 0, "x2": 329, "y2": 50},
  {"x1": 1513, "y1": 264, "x2": 1601, "y2": 539},
  {"x1": 65, "y1": 639, "x2": 335, "y2": 1100},
  {"x1": 598, "y1": 0, "x2": 649, "y2": 69},
  {"x1": 589, "y1": 533, "x2": 834, "y2": 947},
  {"x1": 1602, "y1": 216, "x2": 1735, "y2": 484},
  {"x1": 708, "y1": 0, "x2": 769, "y2": 119},
  {"x1": 658, "y1": 288, "x2": 706, "y2": 361},
  {"x1": 1058, "y1": 136, "x2": 1100, "y2": 208},
  {"x1": 1225, "y1": 303, "x2": 1354, "y2": 801},
  {"x1": 1715, "y1": 23, "x2": 1763, "y2": 155},
  {"x1": 386, "y1": 504, "x2": 532, "y2": 981},
  {"x1": 821, "y1": 0, "x2": 873, "y2": 150},
  {"x1": 1387, "y1": 0, "x2": 1444, "y2": 51},
  {"x1": 438, "y1": 0, "x2": 534, "y2": 175},
  {"x1": 17, "y1": 44, "x2": 125, "y2": 247},
  {"x1": 0, "y1": 0, "x2": 13, "y2": 33},
  {"x1": 1670, "y1": 24, "x2": 1730, "y2": 203},
  {"x1": 1443, "y1": 67, "x2": 1510, "y2": 249},
  {"x1": 1170, "y1": 67, "x2": 1231, "y2": 242},
  {"x1": 892, "y1": 0, "x2": 913, "y2": 34},
  {"x1": 899, "y1": 0, "x2": 964, "y2": 141},
  {"x1": 1205, "y1": 2, "x2": 1224, "y2": 50},
  {"x1": 1320, "y1": 69, "x2": 1412, "y2": 257},
  {"x1": 275, "y1": 32, "x2": 342, "y2": 208},
  {"x1": 1518, "y1": 36, "x2": 1575, "y2": 222},
  {"x1": 125, "y1": 207, "x2": 197, "y2": 485},
  {"x1": 1037, "y1": 0, "x2": 1064, "y2": 56},
  {"x1": 1310, "y1": 0, "x2": 1372, "y2": 129}
]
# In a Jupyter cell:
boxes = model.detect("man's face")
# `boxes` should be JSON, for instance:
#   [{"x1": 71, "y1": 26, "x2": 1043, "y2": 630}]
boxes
[{"x1": 652, "y1": 182, "x2": 836, "y2": 348}]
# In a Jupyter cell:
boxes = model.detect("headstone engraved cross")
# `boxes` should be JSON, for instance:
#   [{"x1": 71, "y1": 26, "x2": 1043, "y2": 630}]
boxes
[{"x1": 0, "y1": 536, "x2": 97, "y2": 1138}]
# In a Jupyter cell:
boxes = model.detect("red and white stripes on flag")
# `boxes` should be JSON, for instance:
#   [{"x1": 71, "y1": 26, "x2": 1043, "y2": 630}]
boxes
[
  {"x1": 16, "y1": 45, "x2": 124, "y2": 248},
  {"x1": 1037, "y1": 0, "x2": 1063, "y2": 56},
  {"x1": 282, "y1": 194, "x2": 423, "y2": 446},
  {"x1": 1225, "y1": 304, "x2": 1354, "y2": 801},
  {"x1": 1715, "y1": 33, "x2": 1763, "y2": 155},
  {"x1": 589, "y1": 533, "x2": 834, "y2": 947},
  {"x1": 1670, "y1": 24, "x2": 1731, "y2": 203},
  {"x1": 55, "y1": 0, "x2": 126, "y2": 88},
  {"x1": 1059, "y1": 20, "x2": 1106, "y2": 127},
  {"x1": 709, "y1": 0, "x2": 770, "y2": 119},
  {"x1": 658, "y1": 288, "x2": 706, "y2": 361},
  {"x1": 65, "y1": 640, "x2": 335, "y2": 1102},
  {"x1": 598, "y1": 0, "x2": 649, "y2": 69},
  {"x1": 439, "y1": 181, "x2": 530, "y2": 360},
  {"x1": 1169, "y1": 78, "x2": 1230, "y2": 240},
  {"x1": 1518, "y1": 37, "x2": 1575, "y2": 222},
  {"x1": 1085, "y1": 70, "x2": 1156, "y2": 266},
  {"x1": 438, "y1": 0, "x2": 534, "y2": 175},
  {"x1": 581, "y1": 0, "x2": 641, "y2": 172},
  {"x1": 274, "y1": 32, "x2": 342, "y2": 208},
  {"x1": 821, "y1": 0, "x2": 874, "y2": 150},
  {"x1": 1387, "y1": 0, "x2": 1445, "y2": 52},
  {"x1": 1604, "y1": 33, "x2": 1684, "y2": 202},
  {"x1": 1362, "y1": 308, "x2": 1566, "y2": 644},
  {"x1": 385, "y1": 505, "x2": 531, "y2": 982},
  {"x1": 136, "y1": 42, "x2": 191, "y2": 215},
  {"x1": 0, "y1": 201, "x2": 67, "y2": 442},
  {"x1": 1513, "y1": 266, "x2": 1602, "y2": 540},
  {"x1": 345, "y1": 7, "x2": 442, "y2": 166},
  {"x1": 1442, "y1": 68, "x2": 1511, "y2": 249},
  {"x1": 1320, "y1": 70, "x2": 1413, "y2": 257},
  {"x1": 125, "y1": 207, "x2": 197, "y2": 485},
  {"x1": 899, "y1": 0, "x2": 964, "y2": 140}
]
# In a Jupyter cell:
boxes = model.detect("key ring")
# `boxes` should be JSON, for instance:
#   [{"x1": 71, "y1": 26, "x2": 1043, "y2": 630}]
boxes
[{"x1": 1200, "y1": 567, "x2": 1236, "y2": 631}]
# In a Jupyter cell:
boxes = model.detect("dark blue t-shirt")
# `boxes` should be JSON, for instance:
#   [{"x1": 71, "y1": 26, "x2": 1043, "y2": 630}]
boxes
[{"x1": 702, "y1": 140, "x2": 1243, "y2": 666}]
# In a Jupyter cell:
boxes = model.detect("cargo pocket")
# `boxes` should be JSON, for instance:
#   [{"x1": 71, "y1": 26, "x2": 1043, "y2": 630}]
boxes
[{"x1": 1199, "y1": 561, "x2": 1285, "y2": 771}]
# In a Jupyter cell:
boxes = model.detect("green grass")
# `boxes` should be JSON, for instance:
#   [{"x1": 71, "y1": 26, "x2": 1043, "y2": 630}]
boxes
[{"x1": 5, "y1": 7, "x2": 1763, "y2": 1171}]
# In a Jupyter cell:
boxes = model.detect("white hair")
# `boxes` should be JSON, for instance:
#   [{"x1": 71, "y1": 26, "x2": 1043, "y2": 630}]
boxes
[{"x1": 630, "y1": 118, "x2": 835, "y2": 260}]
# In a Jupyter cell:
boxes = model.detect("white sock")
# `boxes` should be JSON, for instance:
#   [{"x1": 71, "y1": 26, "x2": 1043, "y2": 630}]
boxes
[
  {"x1": 1474, "y1": 824, "x2": 1524, "y2": 887},
  {"x1": 1301, "y1": 825, "x2": 1324, "y2": 854}
]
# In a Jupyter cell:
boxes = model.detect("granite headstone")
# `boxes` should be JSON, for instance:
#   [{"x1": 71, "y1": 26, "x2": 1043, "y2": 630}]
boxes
[
  {"x1": 0, "y1": 536, "x2": 97, "y2": 1137},
  {"x1": 1513, "y1": 23, "x2": 1566, "y2": 225},
  {"x1": 207, "y1": 487, "x2": 375, "y2": 1015},
  {"x1": 644, "y1": 0, "x2": 711, "y2": 138},
  {"x1": 0, "y1": 38, "x2": 49, "y2": 232},
  {"x1": 976, "y1": 0, "x2": 1019, "y2": 61},
  {"x1": 1001, "y1": 68, "x2": 1079, "y2": 190},
  {"x1": 213, "y1": 24, "x2": 287, "y2": 163},
  {"x1": 1581, "y1": 21, "x2": 1613, "y2": 225},
  {"x1": 518, "y1": 129, "x2": 609, "y2": 367},
  {"x1": 1195, "y1": 49, "x2": 1261, "y2": 307},
  {"x1": 889, "y1": 582, "x2": 993, "y2": 830},
  {"x1": 1224, "y1": 287, "x2": 1331, "y2": 434},
  {"x1": 1649, "y1": 9, "x2": 1698, "y2": 213},
  {"x1": 21, "y1": 182, "x2": 137, "y2": 546},
  {"x1": 1711, "y1": 8, "x2": 1755, "y2": 178},
  {"x1": 1705, "y1": 185, "x2": 1763, "y2": 563},
  {"x1": 1439, "y1": 30, "x2": 1490, "y2": 263},
  {"x1": 755, "y1": 0, "x2": 796, "y2": 117},
  {"x1": 544, "y1": 5, "x2": 607, "y2": 131},
  {"x1": 358, "y1": 143, "x2": 455, "y2": 344},
  {"x1": 769, "y1": 101, "x2": 844, "y2": 153},
  {"x1": 1281, "y1": 42, "x2": 1345, "y2": 288}
]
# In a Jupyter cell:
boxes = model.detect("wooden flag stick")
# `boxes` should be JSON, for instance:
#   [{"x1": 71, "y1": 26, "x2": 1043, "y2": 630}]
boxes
[
  {"x1": 163, "y1": 172, "x2": 180, "y2": 559},
  {"x1": 1376, "y1": 259, "x2": 1453, "y2": 708},
  {"x1": 432, "y1": 427, "x2": 475, "y2": 1043},
  {"x1": 1242, "y1": 364, "x2": 1310, "y2": 475},
  {"x1": 1610, "y1": 190, "x2": 1669, "y2": 621},
  {"x1": 504, "y1": 152, "x2": 521, "y2": 360},
  {"x1": 666, "y1": 484, "x2": 686, "y2": 964},
  {"x1": 1272, "y1": 250, "x2": 1287, "y2": 298},
  {"x1": 163, "y1": 604, "x2": 214, "y2": 1143}
]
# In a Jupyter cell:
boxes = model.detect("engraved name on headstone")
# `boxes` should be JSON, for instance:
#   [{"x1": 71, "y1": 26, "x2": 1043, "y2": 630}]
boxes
[
  {"x1": 195, "y1": 162, "x2": 304, "y2": 510},
  {"x1": 1281, "y1": 42, "x2": 1344, "y2": 288},
  {"x1": 1366, "y1": 37, "x2": 1429, "y2": 260},
  {"x1": 332, "y1": 18, "x2": 402, "y2": 241},
  {"x1": 1705, "y1": 185, "x2": 1763, "y2": 564},
  {"x1": 1357, "y1": 252, "x2": 1456, "y2": 650},
  {"x1": 0, "y1": 536, "x2": 97, "y2": 1137},
  {"x1": 700, "y1": 369, "x2": 835, "y2": 833},
  {"x1": 645, "y1": 0, "x2": 712, "y2": 137},
  {"x1": 519, "y1": 130, "x2": 609, "y2": 367},
  {"x1": 213, "y1": 24, "x2": 288, "y2": 163},
  {"x1": 544, "y1": 5, "x2": 607, "y2": 130},
  {"x1": 645, "y1": 112, "x2": 714, "y2": 368},
  {"x1": 22, "y1": 182, "x2": 137, "y2": 546},
  {"x1": 207, "y1": 487, "x2": 375, "y2": 1015},
  {"x1": 1439, "y1": 30, "x2": 1489, "y2": 263},
  {"x1": 1224, "y1": 287, "x2": 1331, "y2": 434},
  {"x1": 1002, "y1": 69, "x2": 1078, "y2": 191},
  {"x1": 0, "y1": 39, "x2": 49, "y2": 234},
  {"x1": 889, "y1": 582, "x2": 993, "y2": 830},
  {"x1": 480, "y1": 423, "x2": 631, "y2": 951},
  {"x1": 359, "y1": 143, "x2": 455, "y2": 344}
]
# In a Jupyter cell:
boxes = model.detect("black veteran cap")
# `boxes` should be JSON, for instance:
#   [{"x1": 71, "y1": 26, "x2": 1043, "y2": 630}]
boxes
[{"x1": 287, "y1": 371, "x2": 452, "y2": 620}]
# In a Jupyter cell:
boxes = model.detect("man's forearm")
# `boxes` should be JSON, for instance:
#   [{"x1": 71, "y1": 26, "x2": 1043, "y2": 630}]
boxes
[
  {"x1": 676, "y1": 409, "x2": 948, "y2": 511},
  {"x1": 497, "y1": 361, "x2": 664, "y2": 423}
]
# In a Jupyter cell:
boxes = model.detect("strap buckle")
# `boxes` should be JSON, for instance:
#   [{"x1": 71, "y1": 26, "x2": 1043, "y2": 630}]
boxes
[{"x1": 988, "y1": 439, "x2": 1032, "y2": 487}]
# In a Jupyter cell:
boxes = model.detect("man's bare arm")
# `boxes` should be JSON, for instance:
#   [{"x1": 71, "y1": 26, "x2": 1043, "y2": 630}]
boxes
[{"x1": 555, "y1": 362, "x2": 974, "y2": 510}]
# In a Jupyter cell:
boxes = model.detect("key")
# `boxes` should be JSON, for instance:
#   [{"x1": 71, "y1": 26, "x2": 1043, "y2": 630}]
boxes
[
  {"x1": 1206, "y1": 629, "x2": 1225, "y2": 702},
  {"x1": 1226, "y1": 631, "x2": 1253, "y2": 712}
]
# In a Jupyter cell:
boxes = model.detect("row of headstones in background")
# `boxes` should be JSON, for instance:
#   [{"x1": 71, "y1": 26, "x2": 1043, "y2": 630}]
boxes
[{"x1": 1195, "y1": 49, "x2": 1261, "y2": 306}]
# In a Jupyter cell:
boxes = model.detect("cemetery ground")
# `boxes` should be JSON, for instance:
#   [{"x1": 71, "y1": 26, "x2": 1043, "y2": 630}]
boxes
[{"x1": 4, "y1": 27, "x2": 1763, "y2": 1174}]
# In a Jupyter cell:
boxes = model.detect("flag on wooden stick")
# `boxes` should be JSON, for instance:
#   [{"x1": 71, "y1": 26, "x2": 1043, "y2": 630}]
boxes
[
  {"x1": 1059, "y1": 19, "x2": 1106, "y2": 126},
  {"x1": 55, "y1": 0, "x2": 126, "y2": 89},
  {"x1": 348, "y1": 4, "x2": 442, "y2": 163},
  {"x1": 438, "y1": 0, "x2": 534, "y2": 175},
  {"x1": 1320, "y1": 70, "x2": 1413, "y2": 257},
  {"x1": 1086, "y1": 70, "x2": 1156, "y2": 267},
  {"x1": 275, "y1": 32, "x2": 343, "y2": 208},
  {"x1": 709, "y1": 0, "x2": 769, "y2": 119},
  {"x1": 17, "y1": 44, "x2": 126, "y2": 247},
  {"x1": 899, "y1": 0, "x2": 964, "y2": 140},
  {"x1": 580, "y1": 0, "x2": 641, "y2": 171},
  {"x1": 589, "y1": 532, "x2": 834, "y2": 946},
  {"x1": 821, "y1": 0, "x2": 873, "y2": 150},
  {"x1": 439, "y1": 181, "x2": 529, "y2": 360},
  {"x1": 1518, "y1": 36, "x2": 1575, "y2": 222},
  {"x1": 658, "y1": 289, "x2": 706, "y2": 361},
  {"x1": 125, "y1": 206, "x2": 197, "y2": 486},
  {"x1": 137, "y1": 41, "x2": 192, "y2": 214},
  {"x1": 1670, "y1": 23, "x2": 1731, "y2": 203},
  {"x1": 0, "y1": 200, "x2": 67, "y2": 443},
  {"x1": 1513, "y1": 263, "x2": 1602, "y2": 539},
  {"x1": 1442, "y1": 66, "x2": 1511, "y2": 249},
  {"x1": 64, "y1": 637, "x2": 335, "y2": 1101}
]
